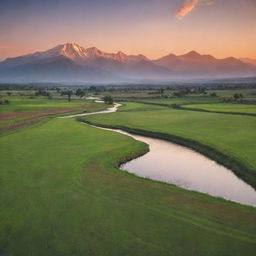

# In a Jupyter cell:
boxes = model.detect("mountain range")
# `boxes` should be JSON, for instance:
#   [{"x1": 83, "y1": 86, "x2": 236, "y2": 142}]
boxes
[
  {"x1": 0, "y1": 43, "x2": 255, "y2": 83},
  {"x1": 240, "y1": 58, "x2": 256, "y2": 67}
]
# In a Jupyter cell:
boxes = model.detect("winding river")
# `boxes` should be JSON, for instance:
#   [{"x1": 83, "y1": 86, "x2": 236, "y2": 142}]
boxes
[{"x1": 62, "y1": 103, "x2": 256, "y2": 207}]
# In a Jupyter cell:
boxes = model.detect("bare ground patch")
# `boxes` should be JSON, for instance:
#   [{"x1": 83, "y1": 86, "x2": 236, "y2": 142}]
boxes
[
  {"x1": 0, "y1": 105, "x2": 97, "y2": 121},
  {"x1": 0, "y1": 117, "x2": 46, "y2": 133},
  {"x1": 0, "y1": 104, "x2": 101, "y2": 133}
]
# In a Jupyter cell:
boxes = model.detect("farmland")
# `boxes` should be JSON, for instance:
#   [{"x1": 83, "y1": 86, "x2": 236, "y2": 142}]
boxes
[
  {"x1": 0, "y1": 88, "x2": 256, "y2": 256},
  {"x1": 184, "y1": 103, "x2": 256, "y2": 114},
  {"x1": 0, "y1": 97, "x2": 106, "y2": 133}
]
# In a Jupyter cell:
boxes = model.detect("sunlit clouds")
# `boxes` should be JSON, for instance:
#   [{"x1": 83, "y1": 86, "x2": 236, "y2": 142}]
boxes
[{"x1": 174, "y1": 0, "x2": 214, "y2": 19}]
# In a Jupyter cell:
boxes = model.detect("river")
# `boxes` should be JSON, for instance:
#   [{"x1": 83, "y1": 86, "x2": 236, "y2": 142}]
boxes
[{"x1": 62, "y1": 103, "x2": 256, "y2": 207}]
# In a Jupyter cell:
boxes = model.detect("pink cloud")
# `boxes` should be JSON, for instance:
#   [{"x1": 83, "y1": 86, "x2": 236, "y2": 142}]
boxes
[{"x1": 174, "y1": 0, "x2": 214, "y2": 19}]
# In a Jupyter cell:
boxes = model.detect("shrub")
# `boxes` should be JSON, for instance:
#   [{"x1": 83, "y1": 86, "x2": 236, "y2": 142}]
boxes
[
  {"x1": 103, "y1": 96, "x2": 113, "y2": 105},
  {"x1": 0, "y1": 99, "x2": 10, "y2": 105}
]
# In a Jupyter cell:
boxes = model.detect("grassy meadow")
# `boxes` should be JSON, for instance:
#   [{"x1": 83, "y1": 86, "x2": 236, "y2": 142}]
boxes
[
  {"x1": 0, "y1": 97, "x2": 106, "y2": 133},
  {"x1": 134, "y1": 96, "x2": 221, "y2": 105},
  {"x1": 184, "y1": 103, "x2": 256, "y2": 114},
  {"x1": 1, "y1": 116, "x2": 256, "y2": 256},
  {"x1": 115, "y1": 88, "x2": 256, "y2": 108},
  {"x1": 0, "y1": 91, "x2": 256, "y2": 255},
  {"x1": 0, "y1": 97, "x2": 105, "y2": 113},
  {"x1": 82, "y1": 102, "x2": 256, "y2": 187}
]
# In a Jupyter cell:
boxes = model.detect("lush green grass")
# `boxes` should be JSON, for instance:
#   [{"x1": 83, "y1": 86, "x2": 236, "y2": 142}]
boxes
[
  {"x1": 0, "y1": 97, "x2": 107, "y2": 133},
  {"x1": 103, "y1": 89, "x2": 162, "y2": 98},
  {"x1": 113, "y1": 89, "x2": 256, "y2": 101},
  {"x1": 184, "y1": 103, "x2": 256, "y2": 114},
  {"x1": 83, "y1": 103, "x2": 256, "y2": 184},
  {"x1": 1, "y1": 117, "x2": 256, "y2": 256},
  {"x1": 0, "y1": 97, "x2": 96, "y2": 112},
  {"x1": 208, "y1": 89, "x2": 256, "y2": 98},
  {"x1": 128, "y1": 96, "x2": 220, "y2": 105},
  {"x1": 118, "y1": 102, "x2": 166, "y2": 112}
]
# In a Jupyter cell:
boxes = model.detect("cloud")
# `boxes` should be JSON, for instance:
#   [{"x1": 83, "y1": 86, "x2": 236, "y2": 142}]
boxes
[
  {"x1": 174, "y1": 0, "x2": 214, "y2": 19},
  {"x1": 200, "y1": 0, "x2": 215, "y2": 6}
]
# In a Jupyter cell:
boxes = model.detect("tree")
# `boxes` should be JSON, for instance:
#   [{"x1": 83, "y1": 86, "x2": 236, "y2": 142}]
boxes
[
  {"x1": 75, "y1": 89, "x2": 86, "y2": 98},
  {"x1": 88, "y1": 86, "x2": 97, "y2": 92},
  {"x1": 80, "y1": 91, "x2": 86, "y2": 98},
  {"x1": 103, "y1": 95, "x2": 113, "y2": 105},
  {"x1": 35, "y1": 89, "x2": 51, "y2": 97},
  {"x1": 67, "y1": 90, "x2": 73, "y2": 102},
  {"x1": 0, "y1": 99, "x2": 10, "y2": 105},
  {"x1": 61, "y1": 90, "x2": 73, "y2": 102},
  {"x1": 75, "y1": 89, "x2": 83, "y2": 97},
  {"x1": 210, "y1": 92, "x2": 217, "y2": 97},
  {"x1": 233, "y1": 93, "x2": 243, "y2": 101},
  {"x1": 159, "y1": 88, "x2": 165, "y2": 94},
  {"x1": 173, "y1": 91, "x2": 185, "y2": 97}
]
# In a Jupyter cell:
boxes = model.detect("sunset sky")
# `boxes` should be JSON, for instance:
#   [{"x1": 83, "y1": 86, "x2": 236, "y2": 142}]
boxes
[{"x1": 0, "y1": 0, "x2": 256, "y2": 61}]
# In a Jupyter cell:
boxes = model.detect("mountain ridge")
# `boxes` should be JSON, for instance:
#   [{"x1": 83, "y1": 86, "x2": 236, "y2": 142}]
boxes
[
  {"x1": 0, "y1": 43, "x2": 255, "y2": 83},
  {"x1": 240, "y1": 58, "x2": 256, "y2": 67}
]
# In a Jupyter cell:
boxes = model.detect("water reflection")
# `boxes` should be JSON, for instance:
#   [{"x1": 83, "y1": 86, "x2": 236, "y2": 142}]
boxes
[
  {"x1": 62, "y1": 103, "x2": 256, "y2": 207},
  {"x1": 120, "y1": 133, "x2": 256, "y2": 207}
]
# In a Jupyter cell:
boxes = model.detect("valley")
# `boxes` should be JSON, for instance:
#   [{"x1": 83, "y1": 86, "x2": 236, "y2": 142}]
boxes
[
  {"x1": 1, "y1": 1, "x2": 256, "y2": 255},
  {"x1": 0, "y1": 86, "x2": 256, "y2": 255}
]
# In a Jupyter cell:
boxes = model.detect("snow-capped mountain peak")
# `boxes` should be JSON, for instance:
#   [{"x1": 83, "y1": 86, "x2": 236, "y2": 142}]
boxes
[
  {"x1": 1, "y1": 42, "x2": 254, "y2": 83},
  {"x1": 53, "y1": 43, "x2": 87, "y2": 59},
  {"x1": 3, "y1": 43, "x2": 150, "y2": 66},
  {"x1": 26, "y1": 43, "x2": 87, "y2": 60}
]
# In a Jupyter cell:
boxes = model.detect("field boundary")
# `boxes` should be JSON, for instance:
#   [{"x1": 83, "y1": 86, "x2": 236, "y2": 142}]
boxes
[
  {"x1": 79, "y1": 119, "x2": 256, "y2": 190},
  {"x1": 119, "y1": 100, "x2": 256, "y2": 117},
  {"x1": 117, "y1": 99, "x2": 170, "y2": 107},
  {"x1": 176, "y1": 105, "x2": 256, "y2": 117}
]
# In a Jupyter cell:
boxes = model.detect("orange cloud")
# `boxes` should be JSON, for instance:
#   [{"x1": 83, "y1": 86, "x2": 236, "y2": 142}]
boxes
[
  {"x1": 174, "y1": 0, "x2": 199, "y2": 19},
  {"x1": 174, "y1": 0, "x2": 214, "y2": 19}
]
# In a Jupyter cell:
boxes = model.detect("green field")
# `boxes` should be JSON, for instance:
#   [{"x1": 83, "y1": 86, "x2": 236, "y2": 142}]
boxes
[
  {"x1": 208, "y1": 89, "x2": 256, "y2": 98},
  {"x1": 83, "y1": 102, "x2": 256, "y2": 187},
  {"x1": 127, "y1": 96, "x2": 221, "y2": 105},
  {"x1": 1, "y1": 95, "x2": 256, "y2": 255},
  {"x1": 0, "y1": 97, "x2": 106, "y2": 133},
  {"x1": 116, "y1": 89, "x2": 256, "y2": 106},
  {"x1": 118, "y1": 102, "x2": 166, "y2": 112},
  {"x1": 0, "y1": 97, "x2": 100, "y2": 112},
  {"x1": 1, "y1": 116, "x2": 256, "y2": 256},
  {"x1": 184, "y1": 103, "x2": 256, "y2": 114}
]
